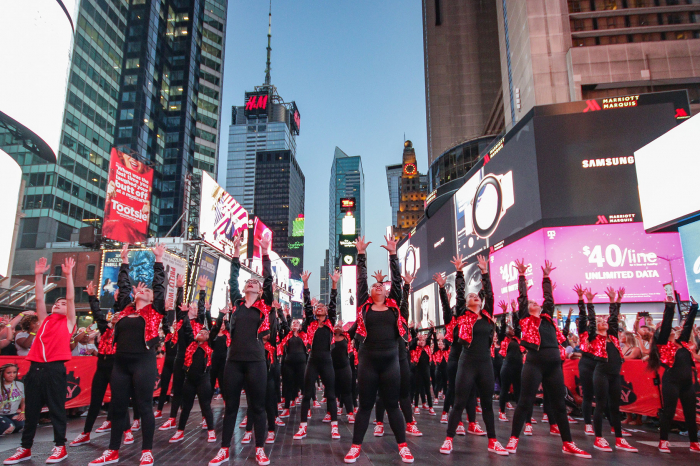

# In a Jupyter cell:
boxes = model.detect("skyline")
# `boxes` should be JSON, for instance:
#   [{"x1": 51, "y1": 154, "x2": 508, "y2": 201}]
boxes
[{"x1": 217, "y1": 1, "x2": 428, "y2": 297}]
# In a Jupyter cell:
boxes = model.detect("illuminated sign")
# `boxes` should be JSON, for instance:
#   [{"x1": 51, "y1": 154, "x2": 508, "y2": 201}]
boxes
[
  {"x1": 244, "y1": 91, "x2": 270, "y2": 117},
  {"x1": 342, "y1": 213, "x2": 356, "y2": 235},
  {"x1": 581, "y1": 156, "x2": 635, "y2": 169},
  {"x1": 403, "y1": 163, "x2": 417, "y2": 176},
  {"x1": 288, "y1": 240, "x2": 304, "y2": 250},
  {"x1": 487, "y1": 137, "x2": 505, "y2": 159},
  {"x1": 289, "y1": 101, "x2": 301, "y2": 135},
  {"x1": 340, "y1": 197, "x2": 356, "y2": 212},
  {"x1": 292, "y1": 215, "x2": 305, "y2": 237},
  {"x1": 425, "y1": 189, "x2": 437, "y2": 206}
]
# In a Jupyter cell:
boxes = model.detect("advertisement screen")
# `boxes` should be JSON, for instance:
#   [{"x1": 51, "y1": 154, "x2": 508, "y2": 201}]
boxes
[
  {"x1": 679, "y1": 221, "x2": 700, "y2": 300},
  {"x1": 489, "y1": 223, "x2": 688, "y2": 305},
  {"x1": 191, "y1": 249, "x2": 218, "y2": 304},
  {"x1": 99, "y1": 249, "x2": 187, "y2": 311},
  {"x1": 455, "y1": 119, "x2": 541, "y2": 261},
  {"x1": 340, "y1": 265, "x2": 357, "y2": 324},
  {"x1": 200, "y1": 172, "x2": 249, "y2": 257},
  {"x1": 0, "y1": 152, "x2": 22, "y2": 279},
  {"x1": 427, "y1": 198, "x2": 457, "y2": 280},
  {"x1": 403, "y1": 223, "x2": 430, "y2": 289},
  {"x1": 413, "y1": 283, "x2": 436, "y2": 330},
  {"x1": 249, "y1": 217, "x2": 273, "y2": 259},
  {"x1": 210, "y1": 257, "x2": 231, "y2": 318},
  {"x1": 635, "y1": 114, "x2": 700, "y2": 231},
  {"x1": 290, "y1": 279, "x2": 304, "y2": 303},
  {"x1": 102, "y1": 149, "x2": 154, "y2": 244}
]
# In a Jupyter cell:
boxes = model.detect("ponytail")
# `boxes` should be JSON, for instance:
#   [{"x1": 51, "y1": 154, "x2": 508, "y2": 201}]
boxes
[{"x1": 647, "y1": 337, "x2": 661, "y2": 371}]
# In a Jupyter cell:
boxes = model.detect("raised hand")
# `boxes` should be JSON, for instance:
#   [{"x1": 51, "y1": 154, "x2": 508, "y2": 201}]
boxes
[
  {"x1": 541, "y1": 260, "x2": 556, "y2": 278},
  {"x1": 311, "y1": 297, "x2": 319, "y2": 307},
  {"x1": 568, "y1": 307, "x2": 573, "y2": 319},
  {"x1": 85, "y1": 281, "x2": 96, "y2": 297},
  {"x1": 135, "y1": 282, "x2": 148, "y2": 296},
  {"x1": 371, "y1": 270, "x2": 386, "y2": 283},
  {"x1": 301, "y1": 270, "x2": 311, "y2": 284},
  {"x1": 61, "y1": 257, "x2": 76, "y2": 275},
  {"x1": 259, "y1": 234, "x2": 271, "y2": 254},
  {"x1": 272, "y1": 300, "x2": 281, "y2": 309},
  {"x1": 197, "y1": 274, "x2": 208, "y2": 290},
  {"x1": 617, "y1": 287, "x2": 625, "y2": 303},
  {"x1": 176, "y1": 274, "x2": 185, "y2": 288},
  {"x1": 498, "y1": 300, "x2": 508, "y2": 313},
  {"x1": 514, "y1": 258, "x2": 528, "y2": 276},
  {"x1": 233, "y1": 234, "x2": 242, "y2": 256},
  {"x1": 330, "y1": 270, "x2": 341, "y2": 284},
  {"x1": 120, "y1": 243, "x2": 130, "y2": 264},
  {"x1": 381, "y1": 235, "x2": 398, "y2": 255},
  {"x1": 152, "y1": 243, "x2": 166, "y2": 261},
  {"x1": 476, "y1": 255, "x2": 488, "y2": 274},
  {"x1": 605, "y1": 286, "x2": 616, "y2": 303},
  {"x1": 573, "y1": 284, "x2": 585, "y2": 299},
  {"x1": 511, "y1": 299, "x2": 517, "y2": 311},
  {"x1": 402, "y1": 272, "x2": 416, "y2": 285},
  {"x1": 179, "y1": 302, "x2": 189, "y2": 312},
  {"x1": 355, "y1": 236, "x2": 371, "y2": 254},
  {"x1": 433, "y1": 272, "x2": 446, "y2": 287},
  {"x1": 205, "y1": 300, "x2": 211, "y2": 311},
  {"x1": 451, "y1": 254, "x2": 466, "y2": 272},
  {"x1": 584, "y1": 289, "x2": 597, "y2": 302},
  {"x1": 34, "y1": 257, "x2": 50, "y2": 276}
]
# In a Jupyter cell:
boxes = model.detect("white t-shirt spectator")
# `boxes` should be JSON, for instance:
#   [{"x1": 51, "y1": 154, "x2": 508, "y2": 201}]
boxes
[
  {"x1": 0, "y1": 381, "x2": 24, "y2": 415},
  {"x1": 72, "y1": 342, "x2": 98, "y2": 356},
  {"x1": 14, "y1": 332, "x2": 31, "y2": 356}
]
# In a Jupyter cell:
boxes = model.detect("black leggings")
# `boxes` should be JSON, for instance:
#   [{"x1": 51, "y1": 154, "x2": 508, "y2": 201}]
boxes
[
  {"x1": 283, "y1": 359, "x2": 305, "y2": 408},
  {"x1": 209, "y1": 355, "x2": 226, "y2": 400},
  {"x1": 376, "y1": 356, "x2": 413, "y2": 425},
  {"x1": 84, "y1": 356, "x2": 114, "y2": 433},
  {"x1": 21, "y1": 362, "x2": 67, "y2": 449},
  {"x1": 109, "y1": 352, "x2": 157, "y2": 451},
  {"x1": 446, "y1": 353, "x2": 495, "y2": 438},
  {"x1": 660, "y1": 366, "x2": 698, "y2": 442},
  {"x1": 593, "y1": 363, "x2": 622, "y2": 438},
  {"x1": 578, "y1": 355, "x2": 596, "y2": 425},
  {"x1": 434, "y1": 362, "x2": 447, "y2": 398},
  {"x1": 168, "y1": 360, "x2": 186, "y2": 420},
  {"x1": 334, "y1": 364, "x2": 355, "y2": 415},
  {"x1": 157, "y1": 355, "x2": 175, "y2": 411},
  {"x1": 353, "y1": 348, "x2": 406, "y2": 445},
  {"x1": 499, "y1": 360, "x2": 522, "y2": 413},
  {"x1": 414, "y1": 363, "x2": 432, "y2": 408},
  {"x1": 301, "y1": 356, "x2": 337, "y2": 422},
  {"x1": 221, "y1": 360, "x2": 267, "y2": 448},
  {"x1": 179, "y1": 371, "x2": 214, "y2": 431},
  {"x1": 511, "y1": 348, "x2": 571, "y2": 442},
  {"x1": 444, "y1": 358, "x2": 477, "y2": 421}
]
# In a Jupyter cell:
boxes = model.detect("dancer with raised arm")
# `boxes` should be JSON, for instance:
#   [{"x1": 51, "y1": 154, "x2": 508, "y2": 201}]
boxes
[{"x1": 497, "y1": 300, "x2": 523, "y2": 425}]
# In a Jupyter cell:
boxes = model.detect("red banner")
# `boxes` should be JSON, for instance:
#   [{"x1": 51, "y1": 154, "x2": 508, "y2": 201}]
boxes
[
  {"x1": 0, "y1": 357, "x2": 167, "y2": 409},
  {"x1": 102, "y1": 148, "x2": 153, "y2": 243},
  {"x1": 563, "y1": 359, "x2": 700, "y2": 423}
]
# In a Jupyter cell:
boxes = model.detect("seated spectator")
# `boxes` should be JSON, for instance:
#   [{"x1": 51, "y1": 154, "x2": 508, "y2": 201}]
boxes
[
  {"x1": 0, "y1": 364, "x2": 24, "y2": 435},
  {"x1": 71, "y1": 328, "x2": 98, "y2": 356},
  {"x1": 14, "y1": 315, "x2": 40, "y2": 357}
]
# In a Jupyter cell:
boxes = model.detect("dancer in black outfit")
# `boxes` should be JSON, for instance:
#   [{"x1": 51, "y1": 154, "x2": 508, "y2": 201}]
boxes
[
  {"x1": 497, "y1": 300, "x2": 523, "y2": 424},
  {"x1": 504, "y1": 259, "x2": 590, "y2": 458},
  {"x1": 433, "y1": 338, "x2": 449, "y2": 402},
  {"x1": 440, "y1": 255, "x2": 507, "y2": 456},
  {"x1": 649, "y1": 294, "x2": 699, "y2": 454},
  {"x1": 573, "y1": 284, "x2": 596, "y2": 436},
  {"x1": 88, "y1": 243, "x2": 167, "y2": 466},
  {"x1": 278, "y1": 318, "x2": 307, "y2": 418},
  {"x1": 209, "y1": 302, "x2": 231, "y2": 404},
  {"x1": 154, "y1": 275, "x2": 184, "y2": 420},
  {"x1": 344, "y1": 235, "x2": 414, "y2": 464},
  {"x1": 208, "y1": 235, "x2": 274, "y2": 466},
  {"x1": 332, "y1": 323, "x2": 356, "y2": 419},
  {"x1": 293, "y1": 270, "x2": 340, "y2": 440},
  {"x1": 585, "y1": 287, "x2": 638, "y2": 453},
  {"x1": 409, "y1": 325, "x2": 435, "y2": 415}
]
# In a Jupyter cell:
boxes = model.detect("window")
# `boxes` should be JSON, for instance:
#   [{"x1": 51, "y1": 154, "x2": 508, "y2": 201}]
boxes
[
  {"x1": 126, "y1": 58, "x2": 140, "y2": 69},
  {"x1": 118, "y1": 126, "x2": 133, "y2": 138},
  {"x1": 124, "y1": 74, "x2": 138, "y2": 85},
  {"x1": 120, "y1": 109, "x2": 135, "y2": 120},
  {"x1": 86, "y1": 264, "x2": 96, "y2": 280},
  {"x1": 54, "y1": 265, "x2": 62, "y2": 277}
]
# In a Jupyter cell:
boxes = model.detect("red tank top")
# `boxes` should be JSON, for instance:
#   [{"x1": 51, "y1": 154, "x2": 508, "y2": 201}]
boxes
[{"x1": 26, "y1": 313, "x2": 73, "y2": 363}]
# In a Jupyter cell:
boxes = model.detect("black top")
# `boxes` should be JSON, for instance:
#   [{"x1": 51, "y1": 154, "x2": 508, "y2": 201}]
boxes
[
  {"x1": 656, "y1": 300, "x2": 698, "y2": 371},
  {"x1": 331, "y1": 338, "x2": 350, "y2": 368},
  {"x1": 302, "y1": 286, "x2": 337, "y2": 357},
  {"x1": 188, "y1": 347, "x2": 207, "y2": 375},
  {"x1": 229, "y1": 305, "x2": 265, "y2": 362},
  {"x1": 538, "y1": 319, "x2": 560, "y2": 349},
  {"x1": 115, "y1": 316, "x2": 148, "y2": 354},
  {"x1": 362, "y1": 309, "x2": 399, "y2": 352},
  {"x1": 212, "y1": 335, "x2": 228, "y2": 358},
  {"x1": 311, "y1": 324, "x2": 333, "y2": 358},
  {"x1": 505, "y1": 339, "x2": 522, "y2": 364},
  {"x1": 462, "y1": 317, "x2": 493, "y2": 360},
  {"x1": 285, "y1": 335, "x2": 307, "y2": 364}
]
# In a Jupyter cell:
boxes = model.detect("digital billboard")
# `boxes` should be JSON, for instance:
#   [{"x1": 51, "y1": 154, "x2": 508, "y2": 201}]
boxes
[
  {"x1": 244, "y1": 91, "x2": 270, "y2": 118},
  {"x1": 412, "y1": 283, "x2": 436, "y2": 330},
  {"x1": 190, "y1": 249, "x2": 218, "y2": 303},
  {"x1": 210, "y1": 257, "x2": 231, "y2": 318},
  {"x1": 679, "y1": 221, "x2": 700, "y2": 300},
  {"x1": 199, "y1": 172, "x2": 249, "y2": 258},
  {"x1": 489, "y1": 223, "x2": 688, "y2": 305},
  {"x1": 635, "y1": 114, "x2": 700, "y2": 231},
  {"x1": 0, "y1": 151, "x2": 22, "y2": 279},
  {"x1": 290, "y1": 279, "x2": 304, "y2": 303},
  {"x1": 426, "y1": 197, "x2": 457, "y2": 279},
  {"x1": 341, "y1": 265, "x2": 357, "y2": 323},
  {"x1": 249, "y1": 217, "x2": 273, "y2": 259},
  {"x1": 102, "y1": 148, "x2": 154, "y2": 244}
]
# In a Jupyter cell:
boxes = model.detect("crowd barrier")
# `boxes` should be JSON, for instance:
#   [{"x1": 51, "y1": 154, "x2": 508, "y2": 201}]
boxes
[{"x1": 0, "y1": 357, "x2": 697, "y2": 423}]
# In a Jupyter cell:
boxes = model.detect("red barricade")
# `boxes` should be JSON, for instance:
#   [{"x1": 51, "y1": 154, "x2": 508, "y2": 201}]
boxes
[
  {"x1": 0, "y1": 356, "x2": 167, "y2": 409},
  {"x1": 563, "y1": 359, "x2": 700, "y2": 423}
]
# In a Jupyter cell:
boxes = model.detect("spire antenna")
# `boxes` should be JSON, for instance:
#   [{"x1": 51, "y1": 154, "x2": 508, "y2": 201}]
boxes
[{"x1": 264, "y1": 0, "x2": 272, "y2": 86}]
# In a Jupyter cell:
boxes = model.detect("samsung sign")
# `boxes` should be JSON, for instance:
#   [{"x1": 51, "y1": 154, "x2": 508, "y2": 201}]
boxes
[{"x1": 679, "y1": 221, "x2": 700, "y2": 299}]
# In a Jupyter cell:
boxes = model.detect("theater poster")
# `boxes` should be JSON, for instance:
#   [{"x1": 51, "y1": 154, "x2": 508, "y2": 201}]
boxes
[{"x1": 102, "y1": 148, "x2": 154, "y2": 243}]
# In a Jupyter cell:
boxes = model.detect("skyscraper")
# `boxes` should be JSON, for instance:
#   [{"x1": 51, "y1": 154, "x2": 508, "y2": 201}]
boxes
[
  {"x1": 6, "y1": 0, "x2": 228, "y2": 248},
  {"x1": 392, "y1": 141, "x2": 427, "y2": 240},
  {"x1": 328, "y1": 147, "x2": 364, "y2": 267},
  {"x1": 385, "y1": 163, "x2": 403, "y2": 227}
]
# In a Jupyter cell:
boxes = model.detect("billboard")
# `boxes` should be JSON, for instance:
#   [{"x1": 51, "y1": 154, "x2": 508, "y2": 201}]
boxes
[
  {"x1": 199, "y1": 172, "x2": 249, "y2": 257},
  {"x1": 248, "y1": 217, "x2": 273, "y2": 259},
  {"x1": 0, "y1": 152, "x2": 22, "y2": 279},
  {"x1": 489, "y1": 223, "x2": 688, "y2": 305},
  {"x1": 635, "y1": 114, "x2": 700, "y2": 231},
  {"x1": 244, "y1": 91, "x2": 270, "y2": 118},
  {"x1": 102, "y1": 149, "x2": 154, "y2": 243},
  {"x1": 679, "y1": 221, "x2": 700, "y2": 301},
  {"x1": 292, "y1": 215, "x2": 305, "y2": 237},
  {"x1": 99, "y1": 248, "x2": 187, "y2": 311},
  {"x1": 340, "y1": 198, "x2": 356, "y2": 212},
  {"x1": 290, "y1": 279, "x2": 304, "y2": 303},
  {"x1": 427, "y1": 197, "x2": 457, "y2": 280},
  {"x1": 413, "y1": 283, "x2": 436, "y2": 330},
  {"x1": 191, "y1": 249, "x2": 218, "y2": 304},
  {"x1": 340, "y1": 265, "x2": 357, "y2": 323}
]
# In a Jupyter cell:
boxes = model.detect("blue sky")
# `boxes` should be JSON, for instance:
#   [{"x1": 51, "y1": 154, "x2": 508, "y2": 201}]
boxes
[{"x1": 217, "y1": 0, "x2": 428, "y2": 296}]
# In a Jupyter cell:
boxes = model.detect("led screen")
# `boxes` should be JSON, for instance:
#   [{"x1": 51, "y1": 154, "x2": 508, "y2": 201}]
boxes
[
  {"x1": 210, "y1": 257, "x2": 232, "y2": 318},
  {"x1": 0, "y1": 152, "x2": 22, "y2": 279},
  {"x1": 290, "y1": 279, "x2": 304, "y2": 303},
  {"x1": 412, "y1": 283, "x2": 436, "y2": 330},
  {"x1": 679, "y1": 221, "x2": 700, "y2": 301},
  {"x1": 200, "y1": 172, "x2": 249, "y2": 258},
  {"x1": 341, "y1": 265, "x2": 357, "y2": 323}
]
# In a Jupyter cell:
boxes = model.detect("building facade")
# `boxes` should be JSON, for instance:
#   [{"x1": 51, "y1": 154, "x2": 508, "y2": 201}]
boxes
[
  {"x1": 328, "y1": 147, "x2": 364, "y2": 267},
  {"x1": 385, "y1": 163, "x2": 403, "y2": 227},
  {"x1": 392, "y1": 141, "x2": 428, "y2": 240}
]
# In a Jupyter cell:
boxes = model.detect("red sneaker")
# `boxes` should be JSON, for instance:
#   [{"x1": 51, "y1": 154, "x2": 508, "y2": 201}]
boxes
[
  {"x1": 88, "y1": 450, "x2": 119, "y2": 466},
  {"x1": 344, "y1": 445, "x2": 361, "y2": 463},
  {"x1": 440, "y1": 412, "x2": 448, "y2": 424},
  {"x1": 279, "y1": 409, "x2": 290, "y2": 418},
  {"x1": 201, "y1": 418, "x2": 207, "y2": 430},
  {"x1": 413, "y1": 407, "x2": 420, "y2": 415},
  {"x1": 241, "y1": 431, "x2": 253, "y2": 444},
  {"x1": 307, "y1": 410, "x2": 312, "y2": 419},
  {"x1": 530, "y1": 417, "x2": 537, "y2": 424},
  {"x1": 455, "y1": 422, "x2": 466, "y2": 436},
  {"x1": 322, "y1": 413, "x2": 332, "y2": 423},
  {"x1": 46, "y1": 446, "x2": 67, "y2": 464},
  {"x1": 439, "y1": 438, "x2": 453, "y2": 455},
  {"x1": 293, "y1": 425, "x2": 307, "y2": 440},
  {"x1": 562, "y1": 442, "x2": 592, "y2": 458},
  {"x1": 505, "y1": 437, "x2": 518, "y2": 454},
  {"x1": 255, "y1": 448, "x2": 270, "y2": 466},
  {"x1": 550, "y1": 424, "x2": 560, "y2": 436},
  {"x1": 266, "y1": 431, "x2": 276, "y2": 444},
  {"x1": 321, "y1": 397, "x2": 327, "y2": 403},
  {"x1": 208, "y1": 448, "x2": 229, "y2": 466},
  {"x1": 506, "y1": 402, "x2": 514, "y2": 410},
  {"x1": 207, "y1": 431, "x2": 216, "y2": 443},
  {"x1": 585, "y1": 424, "x2": 594, "y2": 436},
  {"x1": 313, "y1": 401, "x2": 321, "y2": 408},
  {"x1": 476, "y1": 406, "x2": 482, "y2": 414},
  {"x1": 158, "y1": 418, "x2": 176, "y2": 431},
  {"x1": 70, "y1": 432, "x2": 91, "y2": 447},
  {"x1": 96, "y1": 421, "x2": 112, "y2": 433},
  {"x1": 594, "y1": 437, "x2": 612, "y2": 452},
  {"x1": 542, "y1": 414, "x2": 549, "y2": 423},
  {"x1": 3, "y1": 448, "x2": 31, "y2": 465},
  {"x1": 139, "y1": 451, "x2": 154, "y2": 466},
  {"x1": 498, "y1": 412, "x2": 508, "y2": 422},
  {"x1": 347, "y1": 413, "x2": 355, "y2": 424},
  {"x1": 406, "y1": 422, "x2": 422, "y2": 436},
  {"x1": 131, "y1": 419, "x2": 141, "y2": 432},
  {"x1": 154, "y1": 410, "x2": 162, "y2": 420},
  {"x1": 690, "y1": 442, "x2": 700, "y2": 453},
  {"x1": 658, "y1": 440, "x2": 671, "y2": 453},
  {"x1": 615, "y1": 438, "x2": 638, "y2": 452},
  {"x1": 567, "y1": 415, "x2": 578, "y2": 424},
  {"x1": 467, "y1": 422, "x2": 486, "y2": 436},
  {"x1": 275, "y1": 417, "x2": 285, "y2": 426},
  {"x1": 337, "y1": 407, "x2": 342, "y2": 415},
  {"x1": 374, "y1": 423, "x2": 384, "y2": 437},
  {"x1": 239, "y1": 416, "x2": 248, "y2": 429},
  {"x1": 331, "y1": 425, "x2": 340, "y2": 439},
  {"x1": 613, "y1": 427, "x2": 632, "y2": 437},
  {"x1": 428, "y1": 408, "x2": 436, "y2": 416},
  {"x1": 488, "y1": 439, "x2": 509, "y2": 456},
  {"x1": 124, "y1": 430, "x2": 134, "y2": 445},
  {"x1": 290, "y1": 400, "x2": 296, "y2": 408},
  {"x1": 169, "y1": 430, "x2": 185, "y2": 443},
  {"x1": 398, "y1": 443, "x2": 414, "y2": 463},
  {"x1": 524, "y1": 424, "x2": 533, "y2": 436},
  {"x1": 422, "y1": 403, "x2": 429, "y2": 410}
]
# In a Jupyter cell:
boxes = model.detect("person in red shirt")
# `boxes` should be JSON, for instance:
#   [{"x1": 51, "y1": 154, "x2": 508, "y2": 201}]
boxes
[{"x1": 4, "y1": 257, "x2": 77, "y2": 465}]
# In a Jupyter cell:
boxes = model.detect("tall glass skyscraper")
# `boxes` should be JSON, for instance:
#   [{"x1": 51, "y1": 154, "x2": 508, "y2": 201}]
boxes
[
  {"x1": 5, "y1": 0, "x2": 228, "y2": 248},
  {"x1": 328, "y1": 147, "x2": 364, "y2": 267}
]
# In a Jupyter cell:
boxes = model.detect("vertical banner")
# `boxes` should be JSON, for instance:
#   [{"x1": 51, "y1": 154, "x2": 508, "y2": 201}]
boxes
[
  {"x1": 103, "y1": 148, "x2": 153, "y2": 243},
  {"x1": 249, "y1": 217, "x2": 273, "y2": 259},
  {"x1": 340, "y1": 265, "x2": 357, "y2": 323},
  {"x1": 195, "y1": 249, "x2": 218, "y2": 304}
]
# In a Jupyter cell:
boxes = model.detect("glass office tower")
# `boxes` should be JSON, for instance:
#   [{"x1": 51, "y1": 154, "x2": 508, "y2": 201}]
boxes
[{"x1": 328, "y1": 147, "x2": 364, "y2": 267}]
